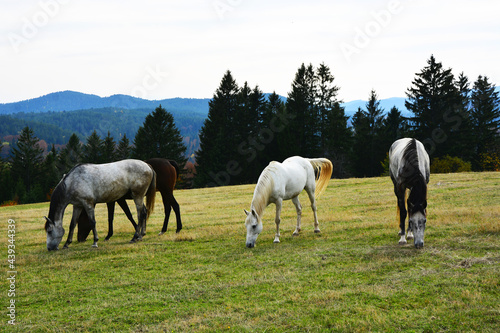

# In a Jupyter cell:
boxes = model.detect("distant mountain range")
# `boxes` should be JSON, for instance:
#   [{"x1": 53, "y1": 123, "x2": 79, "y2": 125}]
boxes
[
  {"x1": 0, "y1": 90, "x2": 409, "y2": 117},
  {"x1": 0, "y1": 91, "x2": 210, "y2": 116}
]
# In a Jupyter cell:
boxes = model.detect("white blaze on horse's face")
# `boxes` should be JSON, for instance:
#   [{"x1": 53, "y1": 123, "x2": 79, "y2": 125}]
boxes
[
  {"x1": 244, "y1": 209, "x2": 263, "y2": 248},
  {"x1": 45, "y1": 217, "x2": 65, "y2": 251},
  {"x1": 409, "y1": 211, "x2": 426, "y2": 249}
]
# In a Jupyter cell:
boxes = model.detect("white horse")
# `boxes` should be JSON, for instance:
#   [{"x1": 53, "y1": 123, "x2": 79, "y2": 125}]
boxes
[{"x1": 244, "y1": 156, "x2": 333, "y2": 248}]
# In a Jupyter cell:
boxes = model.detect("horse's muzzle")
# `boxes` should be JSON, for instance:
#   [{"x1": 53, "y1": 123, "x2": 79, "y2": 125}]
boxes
[
  {"x1": 47, "y1": 246, "x2": 59, "y2": 251},
  {"x1": 246, "y1": 242, "x2": 255, "y2": 248},
  {"x1": 414, "y1": 242, "x2": 424, "y2": 249}
]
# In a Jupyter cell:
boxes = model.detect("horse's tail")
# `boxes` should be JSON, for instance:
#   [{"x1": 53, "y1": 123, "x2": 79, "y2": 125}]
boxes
[
  {"x1": 145, "y1": 169, "x2": 156, "y2": 219},
  {"x1": 169, "y1": 159, "x2": 180, "y2": 182},
  {"x1": 308, "y1": 158, "x2": 333, "y2": 199}
]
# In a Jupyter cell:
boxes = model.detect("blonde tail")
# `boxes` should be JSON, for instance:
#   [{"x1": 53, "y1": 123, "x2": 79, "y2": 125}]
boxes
[{"x1": 308, "y1": 158, "x2": 333, "y2": 199}]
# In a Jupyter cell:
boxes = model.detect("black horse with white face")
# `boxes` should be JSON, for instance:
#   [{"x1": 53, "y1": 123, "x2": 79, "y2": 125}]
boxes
[{"x1": 389, "y1": 138, "x2": 430, "y2": 249}]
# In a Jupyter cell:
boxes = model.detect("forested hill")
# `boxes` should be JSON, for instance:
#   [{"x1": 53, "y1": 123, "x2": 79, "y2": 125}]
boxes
[{"x1": 0, "y1": 90, "x2": 211, "y2": 115}]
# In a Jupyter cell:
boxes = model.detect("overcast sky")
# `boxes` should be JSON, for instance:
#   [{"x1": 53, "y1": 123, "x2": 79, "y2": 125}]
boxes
[{"x1": 1, "y1": 0, "x2": 499, "y2": 104}]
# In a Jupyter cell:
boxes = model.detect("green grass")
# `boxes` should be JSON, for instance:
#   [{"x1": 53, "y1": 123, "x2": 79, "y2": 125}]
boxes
[{"x1": 1, "y1": 172, "x2": 499, "y2": 332}]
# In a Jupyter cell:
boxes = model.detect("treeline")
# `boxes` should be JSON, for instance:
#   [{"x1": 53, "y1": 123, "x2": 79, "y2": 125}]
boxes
[
  {"x1": 0, "y1": 106, "x2": 187, "y2": 205},
  {"x1": 195, "y1": 55, "x2": 500, "y2": 187},
  {"x1": 1, "y1": 107, "x2": 205, "y2": 157},
  {"x1": 1, "y1": 55, "x2": 499, "y2": 205}
]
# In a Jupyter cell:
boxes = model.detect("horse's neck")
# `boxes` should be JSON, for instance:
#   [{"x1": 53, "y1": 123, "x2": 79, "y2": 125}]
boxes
[{"x1": 251, "y1": 172, "x2": 274, "y2": 217}]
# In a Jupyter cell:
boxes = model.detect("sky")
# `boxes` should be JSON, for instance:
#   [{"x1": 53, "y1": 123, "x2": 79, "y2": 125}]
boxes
[{"x1": 1, "y1": 0, "x2": 499, "y2": 104}]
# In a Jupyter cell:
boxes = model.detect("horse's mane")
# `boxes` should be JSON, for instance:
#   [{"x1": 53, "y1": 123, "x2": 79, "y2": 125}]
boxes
[
  {"x1": 251, "y1": 164, "x2": 276, "y2": 215},
  {"x1": 45, "y1": 164, "x2": 82, "y2": 229},
  {"x1": 402, "y1": 139, "x2": 427, "y2": 214}
]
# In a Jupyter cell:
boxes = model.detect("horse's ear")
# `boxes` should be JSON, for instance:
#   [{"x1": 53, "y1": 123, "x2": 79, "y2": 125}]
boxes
[
  {"x1": 44, "y1": 216, "x2": 53, "y2": 225},
  {"x1": 244, "y1": 209, "x2": 250, "y2": 216},
  {"x1": 251, "y1": 209, "x2": 257, "y2": 217}
]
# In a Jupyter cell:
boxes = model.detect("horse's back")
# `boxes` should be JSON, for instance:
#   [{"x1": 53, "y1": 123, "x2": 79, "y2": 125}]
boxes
[
  {"x1": 144, "y1": 158, "x2": 177, "y2": 192},
  {"x1": 389, "y1": 138, "x2": 430, "y2": 184},
  {"x1": 67, "y1": 159, "x2": 154, "y2": 203}
]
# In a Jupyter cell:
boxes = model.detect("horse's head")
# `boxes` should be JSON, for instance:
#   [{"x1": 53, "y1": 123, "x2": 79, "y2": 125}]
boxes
[
  {"x1": 408, "y1": 201, "x2": 427, "y2": 249},
  {"x1": 244, "y1": 209, "x2": 263, "y2": 248},
  {"x1": 44, "y1": 217, "x2": 65, "y2": 251}
]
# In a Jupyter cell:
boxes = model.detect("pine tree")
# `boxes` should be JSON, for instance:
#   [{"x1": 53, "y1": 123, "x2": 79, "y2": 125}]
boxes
[
  {"x1": 10, "y1": 126, "x2": 44, "y2": 201},
  {"x1": 57, "y1": 133, "x2": 82, "y2": 173},
  {"x1": 82, "y1": 130, "x2": 104, "y2": 163},
  {"x1": 351, "y1": 108, "x2": 371, "y2": 176},
  {"x1": 195, "y1": 71, "x2": 240, "y2": 187},
  {"x1": 315, "y1": 63, "x2": 351, "y2": 177},
  {"x1": 116, "y1": 134, "x2": 132, "y2": 160},
  {"x1": 133, "y1": 105, "x2": 187, "y2": 164},
  {"x1": 102, "y1": 131, "x2": 117, "y2": 163},
  {"x1": 405, "y1": 55, "x2": 462, "y2": 158},
  {"x1": 470, "y1": 75, "x2": 500, "y2": 169},
  {"x1": 283, "y1": 63, "x2": 319, "y2": 157}
]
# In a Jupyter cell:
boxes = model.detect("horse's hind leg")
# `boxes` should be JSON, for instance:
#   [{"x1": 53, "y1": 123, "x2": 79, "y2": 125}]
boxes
[
  {"x1": 172, "y1": 195, "x2": 182, "y2": 233},
  {"x1": 292, "y1": 196, "x2": 302, "y2": 236},
  {"x1": 115, "y1": 198, "x2": 140, "y2": 242},
  {"x1": 306, "y1": 187, "x2": 320, "y2": 233},
  {"x1": 273, "y1": 199, "x2": 282, "y2": 243}
]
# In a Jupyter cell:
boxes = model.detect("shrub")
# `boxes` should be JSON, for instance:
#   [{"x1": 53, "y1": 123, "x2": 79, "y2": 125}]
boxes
[
  {"x1": 480, "y1": 152, "x2": 500, "y2": 171},
  {"x1": 431, "y1": 155, "x2": 472, "y2": 174}
]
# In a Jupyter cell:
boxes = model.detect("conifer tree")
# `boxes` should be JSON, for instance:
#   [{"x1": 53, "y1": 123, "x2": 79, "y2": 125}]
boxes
[
  {"x1": 195, "y1": 71, "x2": 240, "y2": 187},
  {"x1": 57, "y1": 133, "x2": 82, "y2": 173},
  {"x1": 82, "y1": 130, "x2": 104, "y2": 163},
  {"x1": 10, "y1": 126, "x2": 44, "y2": 202},
  {"x1": 283, "y1": 63, "x2": 319, "y2": 157},
  {"x1": 102, "y1": 131, "x2": 117, "y2": 163},
  {"x1": 315, "y1": 63, "x2": 351, "y2": 177},
  {"x1": 133, "y1": 105, "x2": 187, "y2": 165},
  {"x1": 470, "y1": 75, "x2": 500, "y2": 169},
  {"x1": 405, "y1": 55, "x2": 462, "y2": 158},
  {"x1": 116, "y1": 134, "x2": 132, "y2": 160}
]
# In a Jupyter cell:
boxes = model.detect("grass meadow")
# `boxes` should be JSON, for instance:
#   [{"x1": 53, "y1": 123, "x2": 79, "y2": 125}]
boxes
[{"x1": 0, "y1": 172, "x2": 499, "y2": 332}]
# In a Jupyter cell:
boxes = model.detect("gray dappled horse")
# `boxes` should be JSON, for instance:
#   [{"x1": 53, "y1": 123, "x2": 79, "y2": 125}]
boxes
[{"x1": 44, "y1": 159, "x2": 156, "y2": 250}]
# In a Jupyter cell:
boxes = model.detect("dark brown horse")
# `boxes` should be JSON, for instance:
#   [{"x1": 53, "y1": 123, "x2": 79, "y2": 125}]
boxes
[{"x1": 77, "y1": 158, "x2": 182, "y2": 242}]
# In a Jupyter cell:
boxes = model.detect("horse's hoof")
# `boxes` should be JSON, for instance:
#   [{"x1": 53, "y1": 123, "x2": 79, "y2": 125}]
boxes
[
  {"x1": 273, "y1": 240, "x2": 280, "y2": 243},
  {"x1": 158, "y1": 231, "x2": 164, "y2": 236},
  {"x1": 92, "y1": 244, "x2": 98, "y2": 248},
  {"x1": 399, "y1": 241, "x2": 407, "y2": 245},
  {"x1": 176, "y1": 229, "x2": 182, "y2": 233},
  {"x1": 314, "y1": 230, "x2": 321, "y2": 234}
]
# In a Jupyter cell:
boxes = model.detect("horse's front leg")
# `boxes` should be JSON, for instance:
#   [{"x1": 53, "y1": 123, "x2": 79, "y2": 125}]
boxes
[
  {"x1": 292, "y1": 196, "x2": 302, "y2": 236},
  {"x1": 105, "y1": 201, "x2": 115, "y2": 241},
  {"x1": 273, "y1": 199, "x2": 282, "y2": 243},
  {"x1": 396, "y1": 188, "x2": 407, "y2": 245},
  {"x1": 63, "y1": 207, "x2": 82, "y2": 249}
]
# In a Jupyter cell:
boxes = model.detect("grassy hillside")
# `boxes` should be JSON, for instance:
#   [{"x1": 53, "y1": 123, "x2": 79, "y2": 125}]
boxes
[{"x1": 1, "y1": 172, "x2": 499, "y2": 332}]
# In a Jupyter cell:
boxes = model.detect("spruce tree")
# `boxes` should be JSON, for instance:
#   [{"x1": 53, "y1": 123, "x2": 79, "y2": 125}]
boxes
[
  {"x1": 133, "y1": 105, "x2": 187, "y2": 164},
  {"x1": 470, "y1": 75, "x2": 500, "y2": 169},
  {"x1": 195, "y1": 71, "x2": 240, "y2": 187},
  {"x1": 102, "y1": 131, "x2": 117, "y2": 163},
  {"x1": 283, "y1": 63, "x2": 319, "y2": 157},
  {"x1": 405, "y1": 55, "x2": 462, "y2": 158},
  {"x1": 315, "y1": 63, "x2": 351, "y2": 177},
  {"x1": 116, "y1": 134, "x2": 132, "y2": 160},
  {"x1": 57, "y1": 133, "x2": 82, "y2": 174},
  {"x1": 10, "y1": 126, "x2": 44, "y2": 201},
  {"x1": 82, "y1": 130, "x2": 104, "y2": 163}
]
